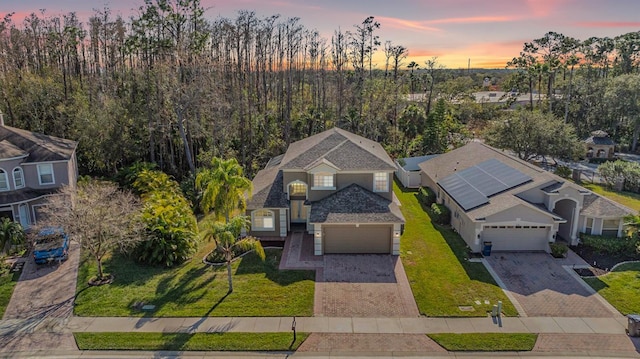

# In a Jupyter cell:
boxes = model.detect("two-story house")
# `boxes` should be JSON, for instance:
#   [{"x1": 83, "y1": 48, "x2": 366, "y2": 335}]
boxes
[
  {"x1": 246, "y1": 127, "x2": 404, "y2": 255},
  {"x1": 0, "y1": 120, "x2": 78, "y2": 229}
]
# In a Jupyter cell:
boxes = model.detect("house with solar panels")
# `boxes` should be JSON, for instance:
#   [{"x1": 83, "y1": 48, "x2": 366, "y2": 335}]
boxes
[{"x1": 419, "y1": 142, "x2": 632, "y2": 253}]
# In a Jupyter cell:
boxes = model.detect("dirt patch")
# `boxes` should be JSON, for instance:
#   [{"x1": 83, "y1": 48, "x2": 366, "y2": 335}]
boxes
[{"x1": 574, "y1": 267, "x2": 608, "y2": 277}]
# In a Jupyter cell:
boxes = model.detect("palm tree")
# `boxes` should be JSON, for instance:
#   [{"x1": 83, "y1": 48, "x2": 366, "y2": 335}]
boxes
[
  {"x1": 204, "y1": 215, "x2": 265, "y2": 293},
  {"x1": 0, "y1": 218, "x2": 25, "y2": 254},
  {"x1": 195, "y1": 157, "x2": 252, "y2": 223}
]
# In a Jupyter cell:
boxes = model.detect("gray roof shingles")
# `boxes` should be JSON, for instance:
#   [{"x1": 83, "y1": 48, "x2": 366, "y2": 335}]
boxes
[
  {"x1": 309, "y1": 184, "x2": 404, "y2": 224},
  {"x1": 0, "y1": 126, "x2": 77, "y2": 162},
  {"x1": 581, "y1": 193, "x2": 633, "y2": 218},
  {"x1": 247, "y1": 167, "x2": 288, "y2": 209}
]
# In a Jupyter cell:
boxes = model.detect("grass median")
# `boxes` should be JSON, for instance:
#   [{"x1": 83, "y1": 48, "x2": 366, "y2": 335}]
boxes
[
  {"x1": 428, "y1": 333, "x2": 537, "y2": 351},
  {"x1": 74, "y1": 332, "x2": 308, "y2": 351}
]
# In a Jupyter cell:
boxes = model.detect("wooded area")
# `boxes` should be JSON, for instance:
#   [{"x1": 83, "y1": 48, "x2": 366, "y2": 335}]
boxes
[{"x1": 1, "y1": 0, "x2": 640, "y2": 181}]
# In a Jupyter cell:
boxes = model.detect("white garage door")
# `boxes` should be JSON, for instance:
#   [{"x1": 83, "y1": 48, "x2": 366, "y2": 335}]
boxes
[
  {"x1": 482, "y1": 226, "x2": 549, "y2": 251},
  {"x1": 324, "y1": 225, "x2": 392, "y2": 254}
]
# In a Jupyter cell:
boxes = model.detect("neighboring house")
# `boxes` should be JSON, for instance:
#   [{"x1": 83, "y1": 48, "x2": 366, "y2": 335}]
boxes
[
  {"x1": 246, "y1": 127, "x2": 404, "y2": 255},
  {"x1": 585, "y1": 130, "x2": 615, "y2": 159},
  {"x1": 395, "y1": 155, "x2": 438, "y2": 188},
  {"x1": 0, "y1": 120, "x2": 78, "y2": 229},
  {"x1": 419, "y1": 142, "x2": 632, "y2": 253}
]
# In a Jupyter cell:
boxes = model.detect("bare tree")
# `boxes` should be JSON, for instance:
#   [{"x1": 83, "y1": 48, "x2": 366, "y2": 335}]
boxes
[{"x1": 36, "y1": 181, "x2": 144, "y2": 282}]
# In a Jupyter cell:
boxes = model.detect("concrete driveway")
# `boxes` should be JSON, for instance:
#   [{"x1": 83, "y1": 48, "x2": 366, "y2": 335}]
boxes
[
  {"x1": 315, "y1": 255, "x2": 419, "y2": 317},
  {"x1": 484, "y1": 252, "x2": 618, "y2": 317}
]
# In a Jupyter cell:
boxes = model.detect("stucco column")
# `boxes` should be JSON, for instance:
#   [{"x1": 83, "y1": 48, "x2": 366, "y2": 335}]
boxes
[
  {"x1": 392, "y1": 224, "x2": 401, "y2": 255},
  {"x1": 570, "y1": 205, "x2": 581, "y2": 245},
  {"x1": 314, "y1": 224, "x2": 323, "y2": 256},
  {"x1": 618, "y1": 218, "x2": 624, "y2": 237}
]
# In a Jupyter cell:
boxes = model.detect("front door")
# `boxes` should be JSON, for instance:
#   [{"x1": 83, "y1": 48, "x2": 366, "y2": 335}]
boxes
[{"x1": 290, "y1": 200, "x2": 307, "y2": 223}]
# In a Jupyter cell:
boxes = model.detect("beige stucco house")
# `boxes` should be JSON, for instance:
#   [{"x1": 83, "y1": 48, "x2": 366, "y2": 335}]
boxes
[
  {"x1": 419, "y1": 142, "x2": 632, "y2": 253},
  {"x1": 246, "y1": 127, "x2": 404, "y2": 255},
  {"x1": 0, "y1": 122, "x2": 78, "y2": 229}
]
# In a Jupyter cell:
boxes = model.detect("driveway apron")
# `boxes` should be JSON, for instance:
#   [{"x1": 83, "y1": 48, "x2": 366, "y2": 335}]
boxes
[
  {"x1": 485, "y1": 252, "x2": 618, "y2": 317},
  {"x1": 316, "y1": 254, "x2": 419, "y2": 317}
]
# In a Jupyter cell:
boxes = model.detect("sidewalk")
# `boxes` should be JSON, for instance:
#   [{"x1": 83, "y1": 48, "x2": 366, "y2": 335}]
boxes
[{"x1": 0, "y1": 315, "x2": 629, "y2": 335}]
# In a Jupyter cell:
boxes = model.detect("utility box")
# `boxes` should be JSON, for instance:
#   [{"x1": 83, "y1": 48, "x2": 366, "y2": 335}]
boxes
[
  {"x1": 628, "y1": 314, "x2": 640, "y2": 337},
  {"x1": 482, "y1": 241, "x2": 493, "y2": 256}
]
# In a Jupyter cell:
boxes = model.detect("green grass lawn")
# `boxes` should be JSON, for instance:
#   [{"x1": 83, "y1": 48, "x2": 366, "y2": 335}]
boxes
[
  {"x1": 428, "y1": 333, "x2": 537, "y2": 351},
  {"x1": 581, "y1": 183, "x2": 640, "y2": 212},
  {"x1": 74, "y1": 332, "x2": 308, "y2": 351},
  {"x1": 395, "y1": 182, "x2": 517, "y2": 317},
  {"x1": 583, "y1": 262, "x2": 640, "y2": 315},
  {"x1": 74, "y1": 246, "x2": 315, "y2": 317},
  {"x1": 0, "y1": 269, "x2": 20, "y2": 318}
]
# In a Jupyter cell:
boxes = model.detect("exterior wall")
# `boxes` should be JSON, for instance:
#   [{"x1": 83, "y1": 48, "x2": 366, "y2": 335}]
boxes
[
  {"x1": 282, "y1": 172, "x2": 308, "y2": 193},
  {"x1": 306, "y1": 172, "x2": 393, "y2": 201},
  {"x1": 486, "y1": 205, "x2": 555, "y2": 224},
  {"x1": 0, "y1": 157, "x2": 27, "y2": 192},
  {"x1": 247, "y1": 208, "x2": 284, "y2": 237},
  {"x1": 420, "y1": 171, "x2": 437, "y2": 191},
  {"x1": 22, "y1": 161, "x2": 71, "y2": 189},
  {"x1": 67, "y1": 153, "x2": 78, "y2": 189},
  {"x1": 517, "y1": 181, "x2": 556, "y2": 204}
]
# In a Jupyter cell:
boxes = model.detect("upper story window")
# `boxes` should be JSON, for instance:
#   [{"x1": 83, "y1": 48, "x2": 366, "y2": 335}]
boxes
[
  {"x1": 252, "y1": 209, "x2": 275, "y2": 231},
  {"x1": 289, "y1": 182, "x2": 307, "y2": 197},
  {"x1": 373, "y1": 172, "x2": 389, "y2": 192},
  {"x1": 13, "y1": 168, "x2": 24, "y2": 189},
  {"x1": 313, "y1": 173, "x2": 334, "y2": 189},
  {"x1": 37, "y1": 163, "x2": 55, "y2": 185},
  {"x1": 0, "y1": 169, "x2": 8, "y2": 191}
]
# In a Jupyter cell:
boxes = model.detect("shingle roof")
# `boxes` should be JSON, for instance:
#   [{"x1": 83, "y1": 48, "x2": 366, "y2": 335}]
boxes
[
  {"x1": 397, "y1": 155, "x2": 439, "y2": 172},
  {"x1": 581, "y1": 193, "x2": 633, "y2": 218},
  {"x1": 246, "y1": 167, "x2": 288, "y2": 209},
  {"x1": 0, "y1": 140, "x2": 28, "y2": 159},
  {"x1": 0, "y1": 126, "x2": 77, "y2": 162},
  {"x1": 0, "y1": 187, "x2": 56, "y2": 205},
  {"x1": 309, "y1": 184, "x2": 404, "y2": 224},
  {"x1": 280, "y1": 127, "x2": 396, "y2": 171},
  {"x1": 585, "y1": 136, "x2": 615, "y2": 146}
]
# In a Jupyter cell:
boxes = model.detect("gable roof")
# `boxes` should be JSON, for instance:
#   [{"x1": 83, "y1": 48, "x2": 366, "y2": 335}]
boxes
[
  {"x1": 0, "y1": 126, "x2": 77, "y2": 162},
  {"x1": 396, "y1": 155, "x2": 439, "y2": 172},
  {"x1": 246, "y1": 167, "x2": 288, "y2": 209},
  {"x1": 309, "y1": 183, "x2": 404, "y2": 224},
  {"x1": 420, "y1": 142, "x2": 633, "y2": 220},
  {"x1": 279, "y1": 127, "x2": 396, "y2": 171}
]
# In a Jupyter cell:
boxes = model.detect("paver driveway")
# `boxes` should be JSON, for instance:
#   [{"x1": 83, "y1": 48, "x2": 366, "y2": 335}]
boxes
[
  {"x1": 485, "y1": 252, "x2": 618, "y2": 317},
  {"x1": 315, "y1": 255, "x2": 419, "y2": 317}
]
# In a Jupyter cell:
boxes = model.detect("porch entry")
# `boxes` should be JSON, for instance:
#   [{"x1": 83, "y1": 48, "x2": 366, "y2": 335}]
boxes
[{"x1": 290, "y1": 200, "x2": 307, "y2": 223}]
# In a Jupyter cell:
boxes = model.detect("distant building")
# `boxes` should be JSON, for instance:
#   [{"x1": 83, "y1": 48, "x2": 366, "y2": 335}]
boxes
[{"x1": 585, "y1": 130, "x2": 615, "y2": 159}]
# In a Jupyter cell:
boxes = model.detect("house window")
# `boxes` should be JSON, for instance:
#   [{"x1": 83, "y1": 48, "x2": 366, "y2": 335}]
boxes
[
  {"x1": 0, "y1": 169, "x2": 8, "y2": 191},
  {"x1": 585, "y1": 217, "x2": 593, "y2": 235},
  {"x1": 289, "y1": 182, "x2": 307, "y2": 197},
  {"x1": 252, "y1": 209, "x2": 275, "y2": 231},
  {"x1": 602, "y1": 219, "x2": 619, "y2": 237},
  {"x1": 373, "y1": 172, "x2": 389, "y2": 192},
  {"x1": 13, "y1": 168, "x2": 24, "y2": 189},
  {"x1": 313, "y1": 173, "x2": 334, "y2": 189},
  {"x1": 37, "y1": 164, "x2": 55, "y2": 185}
]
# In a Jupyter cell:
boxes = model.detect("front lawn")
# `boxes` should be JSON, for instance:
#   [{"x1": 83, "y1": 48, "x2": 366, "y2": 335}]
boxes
[
  {"x1": 0, "y1": 267, "x2": 20, "y2": 318},
  {"x1": 428, "y1": 333, "x2": 537, "y2": 351},
  {"x1": 74, "y1": 332, "x2": 308, "y2": 351},
  {"x1": 583, "y1": 262, "x2": 640, "y2": 315},
  {"x1": 74, "y1": 247, "x2": 315, "y2": 317},
  {"x1": 395, "y1": 182, "x2": 517, "y2": 316},
  {"x1": 581, "y1": 183, "x2": 640, "y2": 212}
]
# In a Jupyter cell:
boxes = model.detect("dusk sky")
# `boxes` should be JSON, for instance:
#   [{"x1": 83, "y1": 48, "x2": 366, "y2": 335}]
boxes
[{"x1": 2, "y1": 0, "x2": 640, "y2": 68}]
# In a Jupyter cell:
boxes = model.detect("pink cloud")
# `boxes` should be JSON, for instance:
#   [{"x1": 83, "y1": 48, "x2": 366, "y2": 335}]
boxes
[
  {"x1": 526, "y1": 0, "x2": 569, "y2": 17},
  {"x1": 574, "y1": 21, "x2": 640, "y2": 28},
  {"x1": 425, "y1": 15, "x2": 520, "y2": 25},
  {"x1": 375, "y1": 16, "x2": 441, "y2": 32}
]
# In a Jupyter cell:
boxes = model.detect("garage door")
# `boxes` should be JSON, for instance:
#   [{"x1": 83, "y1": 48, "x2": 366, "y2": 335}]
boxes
[
  {"x1": 482, "y1": 226, "x2": 549, "y2": 251},
  {"x1": 324, "y1": 225, "x2": 392, "y2": 254}
]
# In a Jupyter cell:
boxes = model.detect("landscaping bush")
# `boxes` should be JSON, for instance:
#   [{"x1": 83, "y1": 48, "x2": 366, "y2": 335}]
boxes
[
  {"x1": 580, "y1": 234, "x2": 640, "y2": 257},
  {"x1": 554, "y1": 165, "x2": 572, "y2": 179},
  {"x1": 549, "y1": 242, "x2": 568, "y2": 258},
  {"x1": 417, "y1": 186, "x2": 436, "y2": 206},
  {"x1": 429, "y1": 203, "x2": 451, "y2": 225}
]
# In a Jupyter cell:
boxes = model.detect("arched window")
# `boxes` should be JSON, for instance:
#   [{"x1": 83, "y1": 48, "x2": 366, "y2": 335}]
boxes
[
  {"x1": 252, "y1": 209, "x2": 275, "y2": 231},
  {"x1": 13, "y1": 168, "x2": 24, "y2": 189},
  {"x1": 289, "y1": 181, "x2": 307, "y2": 197},
  {"x1": 0, "y1": 169, "x2": 8, "y2": 191}
]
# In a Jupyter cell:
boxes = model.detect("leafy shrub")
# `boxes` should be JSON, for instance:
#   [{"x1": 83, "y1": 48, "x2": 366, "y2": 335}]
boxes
[
  {"x1": 429, "y1": 203, "x2": 451, "y2": 225},
  {"x1": 549, "y1": 242, "x2": 568, "y2": 258},
  {"x1": 555, "y1": 165, "x2": 572, "y2": 179},
  {"x1": 580, "y1": 234, "x2": 640, "y2": 256},
  {"x1": 417, "y1": 186, "x2": 436, "y2": 206}
]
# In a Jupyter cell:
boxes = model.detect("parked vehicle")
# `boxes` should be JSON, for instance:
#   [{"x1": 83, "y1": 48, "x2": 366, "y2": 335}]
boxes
[{"x1": 33, "y1": 227, "x2": 69, "y2": 264}]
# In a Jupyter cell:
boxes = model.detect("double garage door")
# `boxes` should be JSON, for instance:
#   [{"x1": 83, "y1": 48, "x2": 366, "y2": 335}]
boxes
[
  {"x1": 482, "y1": 226, "x2": 550, "y2": 251},
  {"x1": 323, "y1": 225, "x2": 392, "y2": 254}
]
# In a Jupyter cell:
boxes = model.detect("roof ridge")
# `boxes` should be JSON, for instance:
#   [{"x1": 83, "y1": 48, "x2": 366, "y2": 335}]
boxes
[{"x1": 475, "y1": 142, "x2": 544, "y2": 173}]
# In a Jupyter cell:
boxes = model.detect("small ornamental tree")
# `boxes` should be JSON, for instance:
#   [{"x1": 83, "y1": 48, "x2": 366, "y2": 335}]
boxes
[
  {"x1": 196, "y1": 157, "x2": 252, "y2": 222},
  {"x1": 0, "y1": 218, "x2": 25, "y2": 254},
  {"x1": 36, "y1": 181, "x2": 144, "y2": 282},
  {"x1": 203, "y1": 215, "x2": 265, "y2": 293}
]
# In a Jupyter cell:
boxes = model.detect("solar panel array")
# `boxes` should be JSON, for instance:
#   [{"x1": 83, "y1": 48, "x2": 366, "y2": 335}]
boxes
[{"x1": 438, "y1": 159, "x2": 532, "y2": 211}]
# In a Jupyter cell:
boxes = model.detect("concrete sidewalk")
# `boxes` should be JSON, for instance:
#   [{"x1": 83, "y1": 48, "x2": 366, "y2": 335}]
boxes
[{"x1": 0, "y1": 315, "x2": 628, "y2": 335}]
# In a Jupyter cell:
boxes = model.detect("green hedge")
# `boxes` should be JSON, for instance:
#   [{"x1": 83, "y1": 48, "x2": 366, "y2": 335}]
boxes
[
  {"x1": 429, "y1": 203, "x2": 451, "y2": 225},
  {"x1": 580, "y1": 234, "x2": 639, "y2": 256},
  {"x1": 417, "y1": 186, "x2": 436, "y2": 206}
]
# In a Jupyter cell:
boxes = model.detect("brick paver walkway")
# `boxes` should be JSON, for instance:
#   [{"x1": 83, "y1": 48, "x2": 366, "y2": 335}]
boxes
[
  {"x1": 280, "y1": 231, "x2": 323, "y2": 270},
  {"x1": 297, "y1": 333, "x2": 446, "y2": 353},
  {"x1": 485, "y1": 253, "x2": 616, "y2": 317},
  {"x1": 534, "y1": 333, "x2": 639, "y2": 354},
  {"x1": 317, "y1": 255, "x2": 419, "y2": 317}
]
